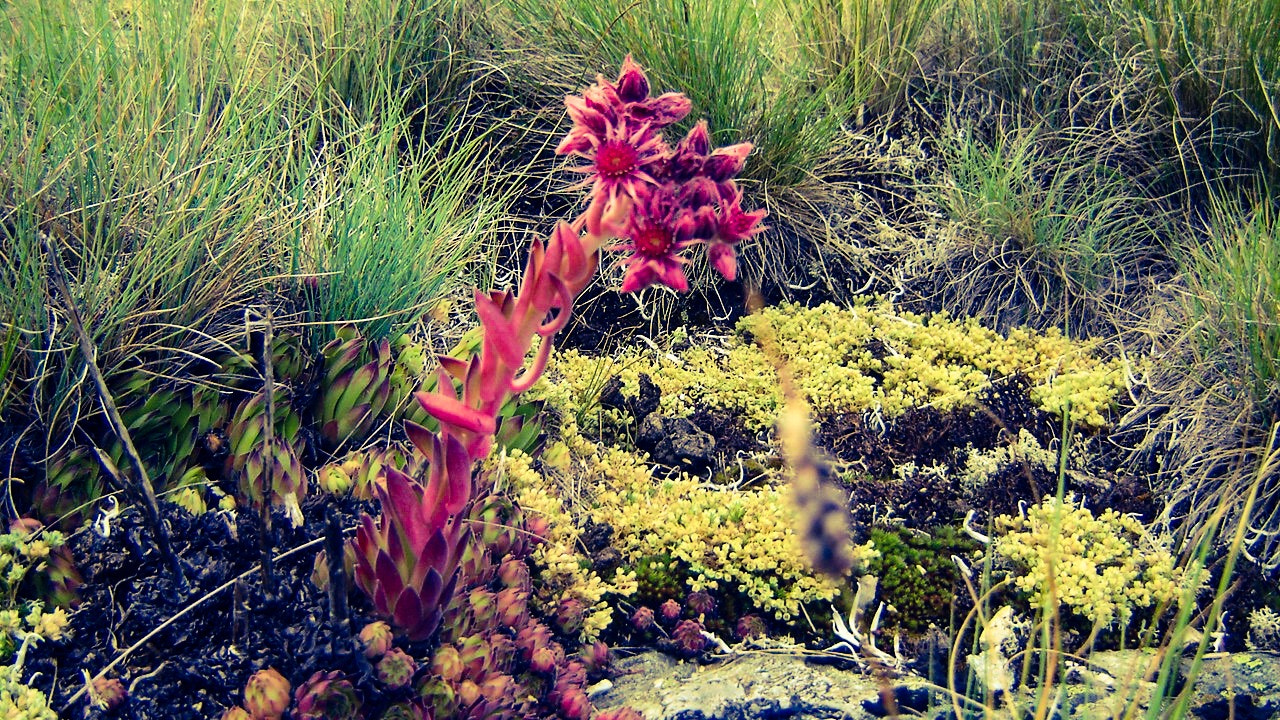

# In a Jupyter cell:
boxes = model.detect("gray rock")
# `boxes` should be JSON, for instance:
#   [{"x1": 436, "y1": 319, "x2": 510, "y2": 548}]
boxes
[
  {"x1": 595, "y1": 650, "x2": 931, "y2": 720},
  {"x1": 593, "y1": 648, "x2": 1280, "y2": 719},
  {"x1": 1183, "y1": 652, "x2": 1280, "y2": 719},
  {"x1": 637, "y1": 414, "x2": 716, "y2": 472}
]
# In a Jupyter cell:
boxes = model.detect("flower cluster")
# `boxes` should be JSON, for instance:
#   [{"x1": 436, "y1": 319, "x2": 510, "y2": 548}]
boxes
[{"x1": 557, "y1": 55, "x2": 766, "y2": 292}]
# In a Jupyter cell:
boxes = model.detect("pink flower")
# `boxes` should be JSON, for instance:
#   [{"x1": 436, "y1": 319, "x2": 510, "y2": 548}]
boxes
[
  {"x1": 705, "y1": 187, "x2": 767, "y2": 282},
  {"x1": 556, "y1": 55, "x2": 691, "y2": 157},
  {"x1": 563, "y1": 119, "x2": 668, "y2": 207},
  {"x1": 615, "y1": 186, "x2": 699, "y2": 292}
]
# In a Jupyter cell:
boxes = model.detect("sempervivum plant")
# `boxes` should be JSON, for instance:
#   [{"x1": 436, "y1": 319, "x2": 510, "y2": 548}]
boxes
[
  {"x1": 346, "y1": 55, "x2": 763, "y2": 717},
  {"x1": 353, "y1": 458, "x2": 470, "y2": 641},
  {"x1": 292, "y1": 671, "x2": 362, "y2": 720}
]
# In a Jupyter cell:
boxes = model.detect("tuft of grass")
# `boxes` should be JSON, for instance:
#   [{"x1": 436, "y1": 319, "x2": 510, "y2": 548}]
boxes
[
  {"x1": 0, "y1": 0, "x2": 290, "y2": 432},
  {"x1": 778, "y1": 0, "x2": 944, "y2": 115},
  {"x1": 913, "y1": 117, "x2": 1168, "y2": 331},
  {"x1": 291, "y1": 115, "x2": 509, "y2": 345},
  {"x1": 1182, "y1": 189, "x2": 1280, "y2": 405},
  {"x1": 0, "y1": 0, "x2": 505, "y2": 442}
]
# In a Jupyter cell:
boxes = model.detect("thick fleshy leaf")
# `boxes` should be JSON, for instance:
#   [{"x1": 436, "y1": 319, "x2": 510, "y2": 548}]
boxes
[
  {"x1": 475, "y1": 290, "x2": 523, "y2": 367},
  {"x1": 373, "y1": 583, "x2": 392, "y2": 617},
  {"x1": 392, "y1": 588, "x2": 426, "y2": 639},
  {"x1": 380, "y1": 467, "x2": 429, "y2": 552},
  {"x1": 443, "y1": 434, "x2": 472, "y2": 513},
  {"x1": 437, "y1": 355, "x2": 468, "y2": 380},
  {"x1": 420, "y1": 530, "x2": 450, "y2": 581},
  {"x1": 415, "y1": 391, "x2": 495, "y2": 435},
  {"x1": 509, "y1": 338, "x2": 553, "y2": 396},
  {"x1": 536, "y1": 274, "x2": 574, "y2": 336},
  {"x1": 355, "y1": 514, "x2": 380, "y2": 562},
  {"x1": 375, "y1": 552, "x2": 406, "y2": 603},
  {"x1": 404, "y1": 420, "x2": 437, "y2": 459},
  {"x1": 418, "y1": 567, "x2": 445, "y2": 608}
]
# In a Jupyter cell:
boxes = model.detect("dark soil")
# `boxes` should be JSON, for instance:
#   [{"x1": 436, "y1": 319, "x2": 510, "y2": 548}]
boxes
[
  {"x1": 816, "y1": 375, "x2": 1128, "y2": 526},
  {"x1": 23, "y1": 496, "x2": 388, "y2": 720}
]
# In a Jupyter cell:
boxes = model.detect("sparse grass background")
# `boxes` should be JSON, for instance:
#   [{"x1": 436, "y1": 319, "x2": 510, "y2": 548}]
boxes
[{"x1": 2, "y1": 0, "x2": 1280, "y2": 716}]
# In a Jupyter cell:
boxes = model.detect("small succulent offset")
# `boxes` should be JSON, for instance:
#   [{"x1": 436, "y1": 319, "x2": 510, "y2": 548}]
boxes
[{"x1": 350, "y1": 56, "x2": 764, "y2": 642}]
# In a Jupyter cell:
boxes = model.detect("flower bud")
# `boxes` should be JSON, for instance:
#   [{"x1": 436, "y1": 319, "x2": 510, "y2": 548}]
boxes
[
  {"x1": 243, "y1": 668, "x2": 291, "y2": 720},
  {"x1": 556, "y1": 687, "x2": 592, "y2": 720},
  {"x1": 318, "y1": 464, "x2": 353, "y2": 494},
  {"x1": 555, "y1": 597, "x2": 585, "y2": 635},
  {"x1": 359, "y1": 621, "x2": 394, "y2": 659},
  {"x1": 516, "y1": 622, "x2": 552, "y2": 662},
  {"x1": 377, "y1": 648, "x2": 418, "y2": 689},
  {"x1": 480, "y1": 673, "x2": 520, "y2": 705},
  {"x1": 556, "y1": 660, "x2": 587, "y2": 690},
  {"x1": 498, "y1": 558, "x2": 531, "y2": 591},
  {"x1": 736, "y1": 614, "x2": 767, "y2": 640},
  {"x1": 457, "y1": 680, "x2": 482, "y2": 707},
  {"x1": 686, "y1": 590, "x2": 715, "y2": 617},
  {"x1": 456, "y1": 634, "x2": 492, "y2": 678},
  {"x1": 489, "y1": 632, "x2": 516, "y2": 668},
  {"x1": 496, "y1": 587, "x2": 528, "y2": 628},
  {"x1": 630, "y1": 606, "x2": 655, "y2": 631},
  {"x1": 91, "y1": 676, "x2": 127, "y2": 711},
  {"x1": 530, "y1": 646, "x2": 558, "y2": 675},
  {"x1": 677, "y1": 120, "x2": 712, "y2": 158},
  {"x1": 292, "y1": 671, "x2": 360, "y2": 720},
  {"x1": 673, "y1": 619, "x2": 709, "y2": 657},
  {"x1": 469, "y1": 588, "x2": 497, "y2": 626},
  {"x1": 431, "y1": 645, "x2": 464, "y2": 683},
  {"x1": 578, "y1": 641, "x2": 611, "y2": 676},
  {"x1": 616, "y1": 55, "x2": 650, "y2": 104},
  {"x1": 659, "y1": 599, "x2": 681, "y2": 624},
  {"x1": 525, "y1": 515, "x2": 551, "y2": 545},
  {"x1": 705, "y1": 143, "x2": 753, "y2": 182}
]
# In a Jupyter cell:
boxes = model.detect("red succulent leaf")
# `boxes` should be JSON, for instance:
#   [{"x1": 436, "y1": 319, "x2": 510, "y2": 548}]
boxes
[
  {"x1": 376, "y1": 552, "x2": 407, "y2": 601},
  {"x1": 404, "y1": 420, "x2": 436, "y2": 458},
  {"x1": 381, "y1": 467, "x2": 427, "y2": 550},
  {"x1": 437, "y1": 354, "x2": 468, "y2": 380},
  {"x1": 509, "y1": 338, "x2": 553, "y2": 395},
  {"x1": 475, "y1": 290, "x2": 523, "y2": 367},
  {"x1": 415, "y1": 390, "x2": 496, "y2": 435},
  {"x1": 705, "y1": 142, "x2": 753, "y2": 182},
  {"x1": 392, "y1": 588, "x2": 424, "y2": 635}
]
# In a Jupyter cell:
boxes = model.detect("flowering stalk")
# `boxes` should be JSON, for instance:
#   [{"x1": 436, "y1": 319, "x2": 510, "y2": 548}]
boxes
[{"x1": 352, "y1": 56, "x2": 766, "y2": 642}]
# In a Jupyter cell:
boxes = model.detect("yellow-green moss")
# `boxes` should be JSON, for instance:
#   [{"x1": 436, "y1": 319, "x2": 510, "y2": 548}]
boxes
[
  {"x1": 498, "y1": 423, "x2": 873, "y2": 623},
  {"x1": 993, "y1": 495, "x2": 1191, "y2": 626},
  {"x1": 532, "y1": 300, "x2": 1130, "y2": 432},
  {"x1": 0, "y1": 664, "x2": 56, "y2": 720}
]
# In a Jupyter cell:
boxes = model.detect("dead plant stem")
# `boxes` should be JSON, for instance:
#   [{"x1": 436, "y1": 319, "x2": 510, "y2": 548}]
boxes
[{"x1": 39, "y1": 232, "x2": 184, "y2": 586}]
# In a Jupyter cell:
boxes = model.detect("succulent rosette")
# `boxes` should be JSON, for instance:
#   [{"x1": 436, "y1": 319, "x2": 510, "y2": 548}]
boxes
[{"x1": 353, "y1": 460, "x2": 470, "y2": 641}]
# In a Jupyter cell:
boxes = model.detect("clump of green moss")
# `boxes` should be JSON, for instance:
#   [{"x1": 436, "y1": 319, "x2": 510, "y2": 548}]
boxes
[{"x1": 867, "y1": 525, "x2": 979, "y2": 633}]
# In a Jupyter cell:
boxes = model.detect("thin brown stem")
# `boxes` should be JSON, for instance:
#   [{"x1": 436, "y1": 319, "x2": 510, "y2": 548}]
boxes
[
  {"x1": 40, "y1": 233, "x2": 184, "y2": 587},
  {"x1": 258, "y1": 306, "x2": 276, "y2": 594}
]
